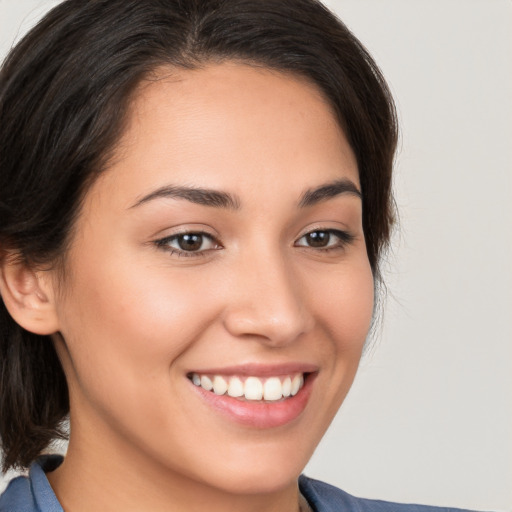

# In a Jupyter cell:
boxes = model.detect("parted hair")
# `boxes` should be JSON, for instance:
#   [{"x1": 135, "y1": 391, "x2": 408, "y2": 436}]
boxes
[{"x1": 0, "y1": 0, "x2": 397, "y2": 471}]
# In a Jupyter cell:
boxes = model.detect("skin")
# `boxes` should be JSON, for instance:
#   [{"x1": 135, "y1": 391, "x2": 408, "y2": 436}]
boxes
[{"x1": 8, "y1": 63, "x2": 375, "y2": 511}]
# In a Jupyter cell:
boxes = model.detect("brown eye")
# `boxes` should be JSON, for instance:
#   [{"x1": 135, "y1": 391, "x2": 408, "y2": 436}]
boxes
[
  {"x1": 177, "y1": 233, "x2": 204, "y2": 251},
  {"x1": 304, "y1": 231, "x2": 331, "y2": 248},
  {"x1": 295, "y1": 229, "x2": 355, "y2": 250},
  {"x1": 156, "y1": 232, "x2": 219, "y2": 256}
]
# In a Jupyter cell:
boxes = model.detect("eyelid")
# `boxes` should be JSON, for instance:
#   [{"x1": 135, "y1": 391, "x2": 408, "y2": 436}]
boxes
[
  {"x1": 294, "y1": 227, "x2": 355, "y2": 250},
  {"x1": 152, "y1": 225, "x2": 355, "y2": 258},
  {"x1": 154, "y1": 230, "x2": 222, "y2": 257}
]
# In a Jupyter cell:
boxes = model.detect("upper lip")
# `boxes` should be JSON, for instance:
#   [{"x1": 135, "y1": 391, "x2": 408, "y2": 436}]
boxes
[{"x1": 187, "y1": 362, "x2": 319, "y2": 377}]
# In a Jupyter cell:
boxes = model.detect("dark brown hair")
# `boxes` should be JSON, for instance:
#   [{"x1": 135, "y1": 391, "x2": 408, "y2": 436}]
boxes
[{"x1": 0, "y1": 0, "x2": 397, "y2": 471}]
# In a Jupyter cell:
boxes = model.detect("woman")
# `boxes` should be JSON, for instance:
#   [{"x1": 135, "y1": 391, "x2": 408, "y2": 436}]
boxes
[{"x1": 0, "y1": 1, "x2": 494, "y2": 511}]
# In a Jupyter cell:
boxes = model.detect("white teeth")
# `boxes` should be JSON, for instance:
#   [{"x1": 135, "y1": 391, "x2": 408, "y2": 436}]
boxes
[
  {"x1": 244, "y1": 377, "x2": 263, "y2": 400},
  {"x1": 282, "y1": 377, "x2": 292, "y2": 397},
  {"x1": 191, "y1": 372, "x2": 306, "y2": 401},
  {"x1": 212, "y1": 375, "x2": 228, "y2": 395},
  {"x1": 227, "y1": 377, "x2": 244, "y2": 397},
  {"x1": 291, "y1": 374, "x2": 303, "y2": 396},
  {"x1": 263, "y1": 377, "x2": 283, "y2": 401},
  {"x1": 200, "y1": 375, "x2": 213, "y2": 391}
]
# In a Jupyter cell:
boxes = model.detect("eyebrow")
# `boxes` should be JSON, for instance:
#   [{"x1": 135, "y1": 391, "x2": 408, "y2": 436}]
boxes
[
  {"x1": 130, "y1": 178, "x2": 360, "y2": 210},
  {"x1": 298, "y1": 178, "x2": 361, "y2": 208},
  {"x1": 130, "y1": 185, "x2": 241, "y2": 210}
]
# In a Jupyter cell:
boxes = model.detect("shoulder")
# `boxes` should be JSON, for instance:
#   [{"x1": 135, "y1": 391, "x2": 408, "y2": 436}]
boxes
[
  {"x1": 0, "y1": 475, "x2": 36, "y2": 512},
  {"x1": 0, "y1": 456, "x2": 63, "y2": 512},
  {"x1": 299, "y1": 475, "x2": 486, "y2": 512}
]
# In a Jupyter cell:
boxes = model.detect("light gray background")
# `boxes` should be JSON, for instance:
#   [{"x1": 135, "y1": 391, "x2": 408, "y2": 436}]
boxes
[{"x1": 1, "y1": 1, "x2": 511, "y2": 511}]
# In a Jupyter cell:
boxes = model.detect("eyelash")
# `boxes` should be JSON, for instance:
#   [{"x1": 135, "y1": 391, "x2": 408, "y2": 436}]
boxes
[
  {"x1": 154, "y1": 231, "x2": 220, "y2": 258},
  {"x1": 295, "y1": 229, "x2": 355, "y2": 252},
  {"x1": 154, "y1": 228, "x2": 355, "y2": 258}
]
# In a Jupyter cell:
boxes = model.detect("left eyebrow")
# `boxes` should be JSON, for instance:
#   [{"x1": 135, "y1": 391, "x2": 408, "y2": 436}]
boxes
[
  {"x1": 129, "y1": 185, "x2": 241, "y2": 210},
  {"x1": 298, "y1": 178, "x2": 361, "y2": 208}
]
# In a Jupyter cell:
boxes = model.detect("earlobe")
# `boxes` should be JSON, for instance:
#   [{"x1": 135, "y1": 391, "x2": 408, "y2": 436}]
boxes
[{"x1": 0, "y1": 253, "x2": 60, "y2": 335}]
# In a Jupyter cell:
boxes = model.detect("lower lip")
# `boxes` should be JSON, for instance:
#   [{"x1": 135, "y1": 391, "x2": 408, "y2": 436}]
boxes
[{"x1": 190, "y1": 374, "x2": 316, "y2": 429}]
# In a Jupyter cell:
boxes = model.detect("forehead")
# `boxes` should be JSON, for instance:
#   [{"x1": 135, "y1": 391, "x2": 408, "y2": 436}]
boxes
[{"x1": 89, "y1": 62, "x2": 359, "y2": 210}]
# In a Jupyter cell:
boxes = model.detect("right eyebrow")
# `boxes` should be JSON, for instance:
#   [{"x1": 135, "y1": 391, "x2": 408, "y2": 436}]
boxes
[
  {"x1": 129, "y1": 185, "x2": 241, "y2": 210},
  {"x1": 298, "y1": 178, "x2": 362, "y2": 208}
]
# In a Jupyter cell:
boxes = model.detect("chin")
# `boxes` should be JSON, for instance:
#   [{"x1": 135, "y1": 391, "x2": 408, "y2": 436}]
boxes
[
  {"x1": 206, "y1": 465, "x2": 303, "y2": 496},
  {"x1": 193, "y1": 440, "x2": 314, "y2": 496}
]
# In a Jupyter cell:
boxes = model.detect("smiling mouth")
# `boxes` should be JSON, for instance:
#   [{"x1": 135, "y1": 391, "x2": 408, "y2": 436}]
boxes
[{"x1": 188, "y1": 373, "x2": 306, "y2": 402}]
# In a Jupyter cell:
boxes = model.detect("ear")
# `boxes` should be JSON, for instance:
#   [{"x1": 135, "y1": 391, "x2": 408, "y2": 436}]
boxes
[{"x1": 0, "y1": 253, "x2": 60, "y2": 335}]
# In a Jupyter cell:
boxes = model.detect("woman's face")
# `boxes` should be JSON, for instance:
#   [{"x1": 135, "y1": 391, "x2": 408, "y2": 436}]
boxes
[{"x1": 50, "y1": 63, "x2": 374, "y2": 495}]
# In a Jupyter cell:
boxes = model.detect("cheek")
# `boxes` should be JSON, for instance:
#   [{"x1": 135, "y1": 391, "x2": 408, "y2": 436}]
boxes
[
  {"x1": 285, "y1": 256, "x2": 373, "y2": 445},
  {"x1": 54, "y1": 250, "x2": 221, "y2": 395},
  {"x1": 310, "y1": 259, "x2": 374, "y2": 353}
]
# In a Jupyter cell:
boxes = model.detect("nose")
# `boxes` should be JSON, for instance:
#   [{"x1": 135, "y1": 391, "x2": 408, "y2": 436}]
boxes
[{"x1": 222, "y1": 250, "x2": 313, "y2": 346}]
